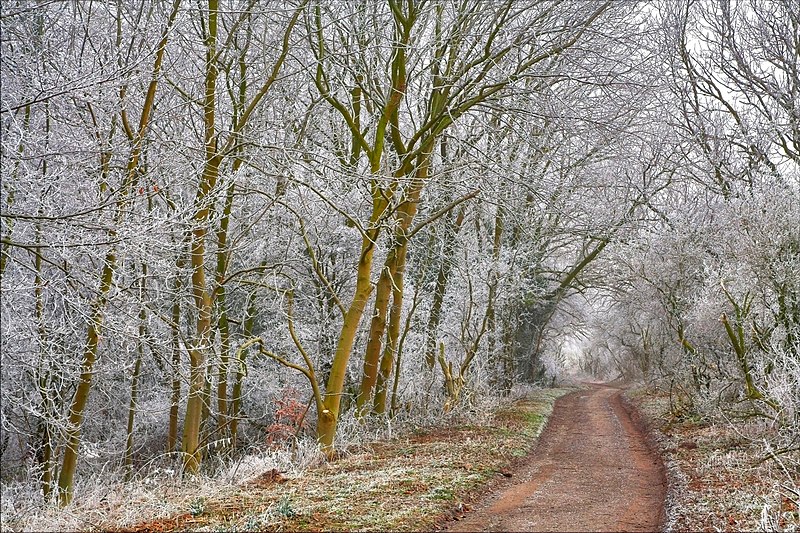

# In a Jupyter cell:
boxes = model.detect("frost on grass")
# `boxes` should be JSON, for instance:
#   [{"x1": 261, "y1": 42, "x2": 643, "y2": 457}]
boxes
[
  {"x1": 629, "y1": 388, "x2": 799, "y2": 532},
  {"x1": 0, "y1": 442, "x2": 324, "y2": 532},
  {"x1": 0, "y1": 387, "x2": 567, "y2": 532},
  {"x1": 46, "y1": 387, "x2": 563, "y2": 532},
  {"x1": 3, "y1": 468, "x2": 180, "y2": 532},
  {"x1": 224, "y1": 439, "x2": 324, "y2": 484}
]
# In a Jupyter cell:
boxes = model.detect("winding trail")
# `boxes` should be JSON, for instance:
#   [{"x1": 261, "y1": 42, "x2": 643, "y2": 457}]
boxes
[{"x1": 447, "y1": 383, "x2": 666, "y2": 532}]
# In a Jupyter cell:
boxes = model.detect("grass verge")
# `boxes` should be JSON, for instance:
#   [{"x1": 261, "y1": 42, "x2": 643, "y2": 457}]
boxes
[
  {"x1": 114, "y1": 387, "x2": 571, "y2": 532},
  {"x1": 626, "y1": 387, "x2": 799, "y2": 532}
]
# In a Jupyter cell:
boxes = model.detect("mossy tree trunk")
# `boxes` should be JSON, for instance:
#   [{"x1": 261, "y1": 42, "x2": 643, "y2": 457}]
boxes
[
  {"x1": 311, "y1": 0, "x2": 410, "y2": 455},
  {"x1": 214, "y1": 183, "x2": 235, "y2": 441},
  {"x1": 181, "y1": 0, "x2": 220, "y2": 475},
  {"x1": 373, "y1": 161, "x2": 428, "y2": 414},
  {"x1": 312, "y1": 0, "x2": 612, "y2": 453},
  {"x1": 355, "y1": 246, "x2": 399, "y2": 415}
]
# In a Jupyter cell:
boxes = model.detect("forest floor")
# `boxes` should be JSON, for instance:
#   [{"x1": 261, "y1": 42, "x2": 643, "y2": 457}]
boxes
[
  {"x1": 108, "y1": 387, "x2": 573, "y2": 532},
  {"x1": 627, "y1": 387, "x2": 799, "y2": 532},
  {"x1": 11, "y1": 382, "x2": 795, "y2": 532},
  {"x1": 116, "y1": 383, "x2": 670, "y2": 532}
]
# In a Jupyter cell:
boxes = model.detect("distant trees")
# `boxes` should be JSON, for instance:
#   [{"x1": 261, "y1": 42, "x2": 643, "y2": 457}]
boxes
[
  {"x1": 592, "y1": 0, "x2": 798, "y2": 442},
  {"x1": 1, "y1": 0, "x2": 309, "y2": 503},
  {"x1": 2, "y1": 0, "x2": 185, "y2": 505}
]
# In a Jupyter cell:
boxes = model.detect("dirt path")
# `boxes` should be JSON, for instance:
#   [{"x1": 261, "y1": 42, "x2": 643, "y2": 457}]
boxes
[{"x1": 446, "y1": 384, "x2": 666, "y2": 532}]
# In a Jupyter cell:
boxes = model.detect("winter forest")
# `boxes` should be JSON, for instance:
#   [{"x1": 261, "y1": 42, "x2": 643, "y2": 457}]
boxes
[{"x1": 1, "y1": 0, "x2": 798, "y2": 528}]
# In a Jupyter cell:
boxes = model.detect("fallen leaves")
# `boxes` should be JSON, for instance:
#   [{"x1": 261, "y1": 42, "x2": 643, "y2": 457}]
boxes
[
  {"x1": 629, "y1": 388, "x2": 799, "y2": 532},
  {"x1": 248, "y1": 468, "x2": 288, "y2": 488}
]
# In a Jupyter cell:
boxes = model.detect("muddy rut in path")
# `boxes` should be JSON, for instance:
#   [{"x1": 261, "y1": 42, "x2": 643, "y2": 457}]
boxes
[{"x1": 446, "y1": 384, "x2": 666, "y2": 532}]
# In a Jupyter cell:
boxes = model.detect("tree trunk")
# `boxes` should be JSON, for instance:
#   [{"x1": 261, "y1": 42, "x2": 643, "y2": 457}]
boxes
[
  {"x1": 33, "y1": 204, "x2": 55, "y2": 500},
  {"x1": 167, "y1": 252, "x2": 183, "y2": 454},
  {"x1": 486, "y1": 204, "x2": 503, "y2": 384},
  {"x1": 182, "y1": 0, "x2": 219, "y2": 475},
  {"x1": 37, "y1": 420, "x2": 53, "y2": 501},
  {"x1": 0, "y1": 104, "x2": 30, "y2": 278},
  {"x1": 317, "y1": 224, "x2": 381, "y2": 455},
  {"x1": 230, "y1": 278, "x2": 260, "y2": 448},
  {"x1": 316, "y1": 167, "x2": 393, "y2": 453},
  {"x1": 56, "y1": 0, "x2": 181, "y2": 504},
  {"x1": 373, "y1": 162, "x2": 427, "y2": 414},
  {"x1": 124, "y1": 341, "x2": 143, "y2": 481},
  {"x1": 424, "y1": 206, "x2": 467, "y2": 367},
  {"x1": 215, "y1": 183, "x2": 235, "y2": 439},
  {"x1": 373, "y1": 249, "x2": 406, "y2": 415},
  {"x1": 389, "y1": 280, "x2": 421, "y2": 416},
  {"x1": 355, "y1": 258, "x2": 397, "y2": 414},
  {"x1": 57, "y1": 255, "x2": 113, "y2": 506}
]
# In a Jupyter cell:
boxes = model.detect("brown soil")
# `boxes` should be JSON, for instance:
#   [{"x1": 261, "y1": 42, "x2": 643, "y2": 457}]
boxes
[{"x1": 445, "y1": 383, "x2": 666, "y2": 532}]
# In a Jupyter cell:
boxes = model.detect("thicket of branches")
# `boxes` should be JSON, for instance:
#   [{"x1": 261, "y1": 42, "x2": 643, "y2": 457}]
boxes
[{"x1": 1, "y1": 0, "x2": 796, "y2": 511}]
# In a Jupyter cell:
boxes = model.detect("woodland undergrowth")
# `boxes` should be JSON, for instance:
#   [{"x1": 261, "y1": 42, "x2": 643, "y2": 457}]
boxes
[
  {"x1": 628, "y1": 387, "x2": 799, "y2": 533},
  {"x1": 1, "y1": 386, "x2": 567, "y2": 532}
]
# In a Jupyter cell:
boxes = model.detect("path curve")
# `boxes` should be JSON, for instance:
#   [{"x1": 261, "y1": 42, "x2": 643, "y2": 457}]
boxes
[{"x1": 446, "y1": 384, "x2": 666, "y2": 532}]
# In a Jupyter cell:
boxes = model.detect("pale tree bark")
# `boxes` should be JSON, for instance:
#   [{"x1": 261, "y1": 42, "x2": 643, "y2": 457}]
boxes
[
  {"x1": 0, "y1": 104, "x2": 31, "y2": 279},
  {"x1": 167, "y1": 233, "x2": 187, "y2": 454},
  {"x1": 212, "y1": 28, "x2": 251, "y2": 443},
  {"x1": 389, "y1": 275, "x2": 423, "y2": 416},
  {"x1": 124, "y1": 255, "x2": 152, "y2": 482},
  {"x1": 424, "y1": 206, "x2": 467, "y2": 368}
]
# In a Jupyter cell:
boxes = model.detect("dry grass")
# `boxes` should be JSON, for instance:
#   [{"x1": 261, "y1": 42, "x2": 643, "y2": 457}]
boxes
[
  {"x1": 1, "y1": 387, "x2": 570, "y2": 532},
  {"x1": 627, "y1": 388, "x2": 799, "y2": 532},
  {"x1": 107, "y1": 388, "x2": 571, "y2": 532}
]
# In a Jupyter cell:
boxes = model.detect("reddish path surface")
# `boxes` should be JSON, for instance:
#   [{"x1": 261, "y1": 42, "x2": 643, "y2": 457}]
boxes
[{"x1": 446, "y1": 384, "x2": 666, "y2": 532}]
